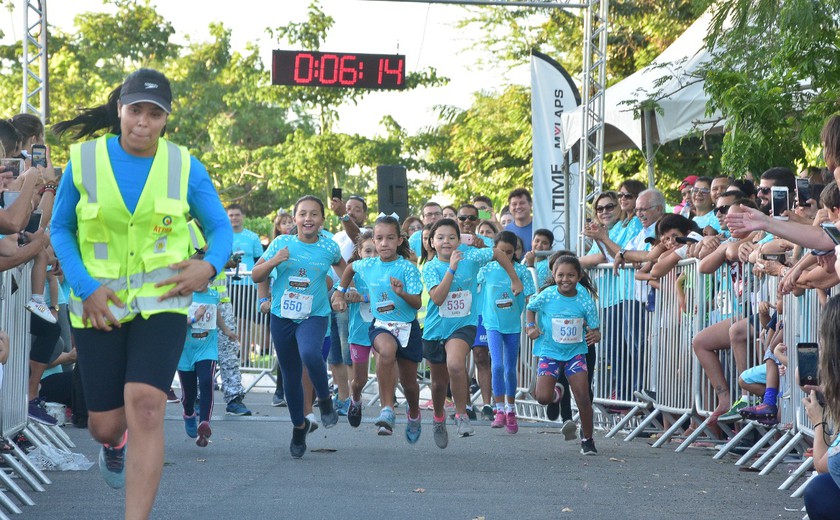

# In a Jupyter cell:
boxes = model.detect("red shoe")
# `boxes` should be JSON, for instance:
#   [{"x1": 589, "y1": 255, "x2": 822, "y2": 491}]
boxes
[
  {"x1": 491, "y1": 410, "x2": 506, "y2": 428},
  {"x1": 505, "y1": 412, "x2": 519, "y2": 434}
]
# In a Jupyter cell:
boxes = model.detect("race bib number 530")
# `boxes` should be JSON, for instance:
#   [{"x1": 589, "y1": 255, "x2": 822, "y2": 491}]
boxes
[{"x1": 551, "y1": 317, "x2": 584, "y2": 344}]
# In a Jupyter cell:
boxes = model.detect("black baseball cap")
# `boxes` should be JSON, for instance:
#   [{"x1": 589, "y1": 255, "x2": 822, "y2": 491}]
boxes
[{"x1": 119, "y1": 69, "x2": 172, "y2": 113}]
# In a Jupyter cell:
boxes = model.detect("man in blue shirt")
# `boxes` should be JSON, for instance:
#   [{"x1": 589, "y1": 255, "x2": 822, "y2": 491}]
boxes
[
  {"x1": 227, "y1": 203, "x2": 266, "y2": 369},
  {"x1": 505, "y1": 188, "x2": 533, "y2": 252}
]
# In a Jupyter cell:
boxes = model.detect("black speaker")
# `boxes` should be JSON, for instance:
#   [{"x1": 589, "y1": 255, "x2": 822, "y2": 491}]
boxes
[{"x1": 376, "y1": 165, "x2": 409, "y2": 222}]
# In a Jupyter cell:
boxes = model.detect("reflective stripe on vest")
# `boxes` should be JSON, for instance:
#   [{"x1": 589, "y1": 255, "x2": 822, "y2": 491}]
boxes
[{"x1": 69, "y1": 135, "x2": 192, "y2": 327}]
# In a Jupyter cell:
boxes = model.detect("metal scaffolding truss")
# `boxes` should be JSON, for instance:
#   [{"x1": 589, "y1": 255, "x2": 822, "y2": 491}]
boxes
[{"x1": 21, "y1": 0, "x2": 48, "y2": 122}]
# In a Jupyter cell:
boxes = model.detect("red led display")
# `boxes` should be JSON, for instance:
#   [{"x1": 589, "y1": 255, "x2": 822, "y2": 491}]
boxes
[{"x1": 272, "y1": 50, "x2": 406, "y2": 90}]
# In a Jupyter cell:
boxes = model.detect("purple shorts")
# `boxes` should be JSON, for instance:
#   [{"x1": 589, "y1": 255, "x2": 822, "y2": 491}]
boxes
[
  {"x1": 537, "y1": 354, "x2": 588, "y2": 379},
  {"x1": 350, "y1": 343, "x2": 372, "y2": 363}
]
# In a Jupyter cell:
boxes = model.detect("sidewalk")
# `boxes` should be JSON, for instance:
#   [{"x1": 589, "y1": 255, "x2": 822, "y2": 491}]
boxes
[{"x1": 20, "y1": 389, "x2": 804, "y2": 520}]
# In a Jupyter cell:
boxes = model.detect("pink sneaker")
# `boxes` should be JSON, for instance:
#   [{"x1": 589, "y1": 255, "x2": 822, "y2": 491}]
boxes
[
  {"x1": 491, "y1": 410, "x2": 506, "y2": 428},
  {"x1": 420, "y1": 399, "x2": 435, "y2": 410},
  {"x1": 505, "y1": 412, "x2": 518, "y2": 434}
]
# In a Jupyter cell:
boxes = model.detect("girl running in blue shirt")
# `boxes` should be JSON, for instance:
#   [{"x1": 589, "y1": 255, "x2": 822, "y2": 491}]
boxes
[
  {"x1": 477, "y1": 231, "x2": 536, "y2": 433},
  {"x1": 252, "y1": 195, "x2": 346, "y2": 458},
  {"x1": 526, "y1": 255, "x2": 601, "y2": 455},
  {"x1": 422, "y1": 219, "x2": 523, "y2": 446},
  {"x1": 332, "y1": 216, "x2": 425, "y2": 443}
]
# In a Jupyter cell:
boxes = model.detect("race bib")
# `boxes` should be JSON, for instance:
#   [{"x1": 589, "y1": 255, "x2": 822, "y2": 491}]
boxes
[
  {"x1": 280, "y1": 291, "x2": 313, "y2": 319},
  {"x1": 440, "y1": 290, "x2": 472, "y2": 318},
  {"x1": 551, "y1": 317, "x2": 584, "y2": 344},
  {"x1": 374, "y1": 319, "x2": 411, "y2": 348},
  {"x1": 495, "y1": 297, "x2": 514, "y2": 310},
  {"x1": 359, "y1": 301, "x2": 374, "y2": 322},
  {"x1": 188, "y1": 302, "x2": 217, "y2": 330}
]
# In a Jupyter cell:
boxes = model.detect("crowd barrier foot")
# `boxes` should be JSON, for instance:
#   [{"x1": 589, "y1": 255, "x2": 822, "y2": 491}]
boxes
[
  {"x1": 242, "y1": 369, "x2": 274, "y2": 394},
  {"x1": 749, "y1": 430, "x2": 794, "y2": 470},
  {"x1": 713, "y1": 421, "x2": 759, "y2": 460},
  {"x1": 790, "y1": 472, "x2": 817, "y2": 499},
  {"x1": 780, "y1": 457, "x2": 814, "y2": 491},
  {"x1": 758, "y1": 431, "x2": 807, "y2": 476},
  {"x1": 604, "y1": 404, "x2": 650, "y2": 439},
  {"x1": 47, "y1": 423, "x2": 75, "y2": 449},
  {"x1": 11, "y1": 436, "x2": 49, "y2": 487},
  {"x1": 674, "y1": 415, "x2": 736, "y2": 453},
  {"x1": 1, "y1": 454, "x2": 44, "y2": 493},
  {"x1": 735, "y1": 426, "x2": 780, "y2": 466},
  {"x1": 650, "y1": 412, "x2": 691, "y2": 448},
  {"x1": 623, "y1": 409, "x2": 663, "y2": 442},
  {"x1": 30, "y1": 423, "x2": 71, "y2": 452},
  {"x1": 0, "y1": 467, "x2": 34, "y2": 508},
  {"x1": 0, "y1": 488, "x2": 22, "y2": 516}
]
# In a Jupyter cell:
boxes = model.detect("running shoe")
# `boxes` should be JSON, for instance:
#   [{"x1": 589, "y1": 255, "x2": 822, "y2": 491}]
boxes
[
  {"x1": 196, "y1": 421, "x2": 212, "y2": 447},
  {"x1": 491, "y1": 410, "x2": 507, "y2": 428},
  {"x1": 433, "y1": 418, "x2": 449, "y2": 449},
  {"x1": 183, "y1": 413, "x2": 198, "y2": 438},
  {"x1": 25, "y1": 298, "x2": 56, "y2": 323},
  {"x1": 28, "y1": 398, "x2": 57, "y2": 426},
  {"x1": 166, "y1": 388, "x2": 180, "y2": 403},
  {"x1": 405, "y1": 413, "x2": 422, "y2": 444},
  {"x1": 456, "y1": 415, "x2": 474, "y2": 438},
  {"x1": 319, "y1": 398, "x2": 339, "y2": 428},
  {"x1": 272, "y1": 393, "x2": 287, "y2": 407},
  {"x1": 305, "y1": 413, "x2": 320, "y2": 433},
  {"x1": 718, "y1": 396, "x2": 749, "y2": 421},
  {"x1": 481, "y1": 405, "x2": 494, "y2": 421},
  {"x1": 347, "y1": 399, "x2": 363, "y2": 428},
  {"x1": 740, "y1": 402, "x2": 778, "y2": 421},
  {"x1": 290, "y1": 419, "x2": 310, "y2": 459},
  {"x1": 444, "y1": 398, "x2": 455, "y2": 411},
  {"x1": 505, "y1": 412, "x2": 519, "y2": 434},
  {"x1": 225, "y1": 397, "x2": 252, "y2": 416},
  {"x1": 580, "y1": 437, "x2": 598, "y2": 456},
  {"x1": 561, "y1": 419, "x2": 578, "y2": 441},
  {"x1": 334, "y1": 396, "x2": 350, "y2": 417},
  {"x1": 449, "y1": 407, "x2": 477, "y2": 421},
  {"x1": 99, "y1": 434, "x2": 127, "y2": 489},
  {"x1": 420, "y1": 399, "x2": 435, "y2": 410},
  {"x1": 375, "y1": 408, "x2": 395, "y2": 436},
  {"x1": 546, "y1": 386, "x2": 563, "y2": 422}
]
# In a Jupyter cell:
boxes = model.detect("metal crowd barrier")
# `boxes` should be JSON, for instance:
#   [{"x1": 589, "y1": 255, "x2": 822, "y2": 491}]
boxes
[{"x1": 0, "y1": 263, "x2": 75, "y2": 516}]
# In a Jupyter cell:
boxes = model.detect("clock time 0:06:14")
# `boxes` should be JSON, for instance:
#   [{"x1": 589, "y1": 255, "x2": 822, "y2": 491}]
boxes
[{"x1": 272, "y1": 50, "x2": 406, "y2": 90}]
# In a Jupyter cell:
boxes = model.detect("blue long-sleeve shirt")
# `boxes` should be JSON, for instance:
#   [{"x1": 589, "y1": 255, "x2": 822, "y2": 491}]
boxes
[{"x1": 51, "y1": 136, "x2": 233, "y2": 300}]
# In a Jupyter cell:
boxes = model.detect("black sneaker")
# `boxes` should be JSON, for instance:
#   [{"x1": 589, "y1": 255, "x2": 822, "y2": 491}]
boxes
[
  {"x1": 347, "y1": 399, "x2": 363, "y2": 428},
  {"x1": 449, "y1": 407, "x2": 478, "y2": 421},
  {"x1": 319, "y1": 398, "x2": 338, "y2": 428},
  {"x1": 166, "y1": 388, "x2": 179, "y2": 403},
  {"x1": 290, "y1": 418, "x2": 310, "y2": 459},
  {"x1": 481, "y1": 405, "x2": 494, "y2": 421},
  {"x1": 580, "y1": 438, "x2": 598, "y2": 456},
  {"x1": 546, "y1": 385, "x2": 562, "y2": 421}
]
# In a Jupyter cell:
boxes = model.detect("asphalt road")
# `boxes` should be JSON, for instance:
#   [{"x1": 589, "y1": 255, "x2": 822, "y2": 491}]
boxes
[{"x1": 16, "y1": 390, "x2": 806, "y2": 520}]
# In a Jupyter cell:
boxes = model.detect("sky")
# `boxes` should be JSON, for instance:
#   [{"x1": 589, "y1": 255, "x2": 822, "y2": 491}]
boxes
[{"x1": 0, "y1": 0, "x2": 531, "y2": 137}]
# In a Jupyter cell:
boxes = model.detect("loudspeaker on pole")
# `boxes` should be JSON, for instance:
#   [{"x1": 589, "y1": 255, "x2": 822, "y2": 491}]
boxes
[{"x1": 376, "y1": 165, "x2": 409, "y2": 222}]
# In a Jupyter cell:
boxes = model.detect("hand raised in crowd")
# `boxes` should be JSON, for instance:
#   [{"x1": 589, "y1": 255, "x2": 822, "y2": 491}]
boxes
[
  {"x1": 82, "y1": 285, "x2": 125, "y2": 331},
  {"x1": 156, "y1": 259, "x2": 216, "y2": 301},
  {"x1": 802, "y1": 389, "x2": 825, "y2": 426},
  {"x1": 583, "y1": 220, "x2": 608, "y2": 242},
  {"x1": 472, "y1": 235, "x2": 486, "y2": 249},
  {"x1": 329, "y1": 197, "x2": 346, "y2": 217},
  {"x1": 449, "y1": 249, "x2": 462, "y2": 271},
  {"x1": 726, "y1": 206, "x2": 770, "y2": 235},
  {"x1": 812, "y1": 208, "x2": 832, "y2": 227},
  {"x1": 738, "y1": 241, "x2": 757, "y2": 264}
]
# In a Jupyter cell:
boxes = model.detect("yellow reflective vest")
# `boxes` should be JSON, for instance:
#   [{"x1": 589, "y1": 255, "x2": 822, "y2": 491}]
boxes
[{"x1": 68, "y1": 134, "x2": 192, "y2": 327}]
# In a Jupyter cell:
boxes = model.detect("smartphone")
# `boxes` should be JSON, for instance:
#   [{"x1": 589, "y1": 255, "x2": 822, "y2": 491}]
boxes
[
  {"x1": 760, "y1": 253, "x2": 787, "y2": 263},
  {"x1": 771, "y1": 186, "x2": 789, "y2": 220},
  {"x1": 0, "y1": 158, "x2": 23, "y2": 178},
  {"x1": 795, "y1": 178, "x2": 811, "y2": 207},
  {"x1": 460, "y1": 233, "x2": 474, "y2": 246},
  {"x1": 31, "y1": 144, "x2": 47, "y2": 168},
  {"x1": 1, "y1": 191, "x2": 20, "y2": 209},
  {"x1": 797, "y1": 342, "x2": 820, "y2": 387},
  {"x1": 822, "y1": 222, "x2": 840, "y2": 246},
  {"x1": 24, "y1": 210, "x2": 42, "y2": 234},
  {"x1": 331, "y1": 187, "x2": 342, "y2": 200},
  {"x1": 478, "y1": 209, "x2": 491, "y2": 220}
]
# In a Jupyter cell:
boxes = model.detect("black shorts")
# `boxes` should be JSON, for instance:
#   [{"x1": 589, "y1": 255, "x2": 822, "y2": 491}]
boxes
[
  {"x1": 422, "y1": 325, "x2": 477, "y2": 365},
  {"x1": 72, "y1": 313, "x2": 187, "y2": 412},
  {"x1": 30, "y1": 314, "x2": 61, "y2": 364},
  {"x1": 369, "y1": 319, "x2": 423, "y2": 363}
]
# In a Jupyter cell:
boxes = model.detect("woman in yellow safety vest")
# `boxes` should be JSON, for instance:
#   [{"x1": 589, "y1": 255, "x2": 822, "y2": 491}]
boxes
[{"x1": 51, "y1": 69, "x2": 232, "y2": 519}]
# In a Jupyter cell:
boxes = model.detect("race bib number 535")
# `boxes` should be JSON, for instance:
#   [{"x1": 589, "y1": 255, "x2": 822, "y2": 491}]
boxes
[{"x1": 440, "y1": 290, "x2": 472, "y2": 319}]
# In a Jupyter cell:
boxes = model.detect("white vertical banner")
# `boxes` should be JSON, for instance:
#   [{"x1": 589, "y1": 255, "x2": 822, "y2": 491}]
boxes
[{"x1": 530, "y1": 51, "x2": 582, "y2": 250}]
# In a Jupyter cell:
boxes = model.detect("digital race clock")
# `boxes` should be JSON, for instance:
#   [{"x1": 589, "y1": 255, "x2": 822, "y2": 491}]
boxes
[{"x1": 272, "y1": 50, "x2": 406, "y2": 90}]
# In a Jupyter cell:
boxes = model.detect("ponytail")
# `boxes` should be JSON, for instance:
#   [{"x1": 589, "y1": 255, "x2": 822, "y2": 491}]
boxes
[{"x1": 53, "y1": 85, "x2": 122, "y2": 140}]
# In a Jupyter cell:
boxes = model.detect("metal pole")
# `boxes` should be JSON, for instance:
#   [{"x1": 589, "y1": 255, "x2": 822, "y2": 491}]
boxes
[{"x1": 644, "y1": 108, "x2": 655, "y2": 188}]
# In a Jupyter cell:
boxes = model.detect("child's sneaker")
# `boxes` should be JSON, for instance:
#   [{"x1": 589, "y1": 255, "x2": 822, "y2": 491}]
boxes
[
  {"x1": 491, "y1": 410, "x2": 507, "y2": 428},
  {"x1": 740, "y1": 402, "x2": 777, "y2": 420},
  {"x1": 405, "y1": 413, "x2": 422, "y2": 444},
  {"x1": 561, "y1": 419, "x2": 578, "y2": 441},
  {"x1": 183, "y1": 413, "x2": 198, "y2": 438},
  {"x1": 25, "y1": 298, "x2": 56, "y2": 324},
  {"x1": 375, "y1": 408, "x2": 395, "y2": 436},
  {"x1": 347, "y1": 399, "x2": 363, "y2": 428},
  {"x1": 433, "y1": 418, "x2": 448, "y2": 449},
  {"x1": 196, "y1": 421, "x2": 211, "y2": 447},
  {"x1": 334, "y1": 396, "x2": 350, "y2": 417},
  {"x1": 456, "y1": 415, "x2": 474, "y2": 438},
  {"x1": 505, "y1": 412, "x2": 519, "y2": 434},
  {"x1": 580, "y1": 437, "x2": 598, "y2": 455},
  {"x1": 546, "y1": 385, "x2": 563, "y2": 421}
]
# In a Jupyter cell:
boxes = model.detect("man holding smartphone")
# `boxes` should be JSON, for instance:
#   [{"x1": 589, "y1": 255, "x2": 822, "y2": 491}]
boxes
[{"x1": 472, "y1": 195, "x2": 497, "y2": 224}]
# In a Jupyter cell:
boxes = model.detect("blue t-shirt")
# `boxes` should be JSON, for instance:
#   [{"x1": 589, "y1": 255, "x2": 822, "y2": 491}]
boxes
[
  {"x1": 409, "y1": 230, "x2": 423, "y2": 259},
  {"x1": 477, "y1": 261, "x2": 536, "y2": 334},
  {"x1": 261, "y1": 234, "x2": 341, "y2": 322},
  {"x1": 505, "y1": 220, "x2": 533, "y2": 252},
  {"x1": 586, "y1": 217, "x2": 644, "y2": 307},
  {"x1": 353, "y1": 256, "x2": 423, "y2": 323},
  {"x1": 347, "y1": 272, "x2": 373, "y2": 346},
  {"x1": 527, "y1": 286, "x2": 599, "y2": 361},
  {"x1": 422, "y1": 245, "x2": 494, "y2": 340},
  {"x1": 692, "y1": 210, "x2": 722, "y2": 233},
  {"x1": 231, "y1": 228, "x2": 264, "y2": 286},
  {"x1": 535, "y1": 260, "x2": 551, "y2": 289},
  {"x1": 51, "y1": 135, "x2": 232, "y2": 300}
]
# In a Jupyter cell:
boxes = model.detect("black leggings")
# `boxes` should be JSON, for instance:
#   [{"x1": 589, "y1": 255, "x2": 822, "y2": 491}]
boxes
[
  {"x1": 559, "y1": 344, "x2": 596, "y2": 422},
  {"x1": 179, "y1": 360, "x2": 216, "y2": 423}
]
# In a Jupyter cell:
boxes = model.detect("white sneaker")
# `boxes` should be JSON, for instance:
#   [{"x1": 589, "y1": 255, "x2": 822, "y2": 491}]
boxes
[{"x1": 25, "y1": 299, "x2": 56, "y2": 324}]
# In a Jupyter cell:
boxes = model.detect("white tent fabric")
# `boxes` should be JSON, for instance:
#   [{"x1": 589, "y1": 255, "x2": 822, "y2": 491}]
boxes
[{"x1": 561, "y1": 9, "x2": 723, "y2": 154}]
